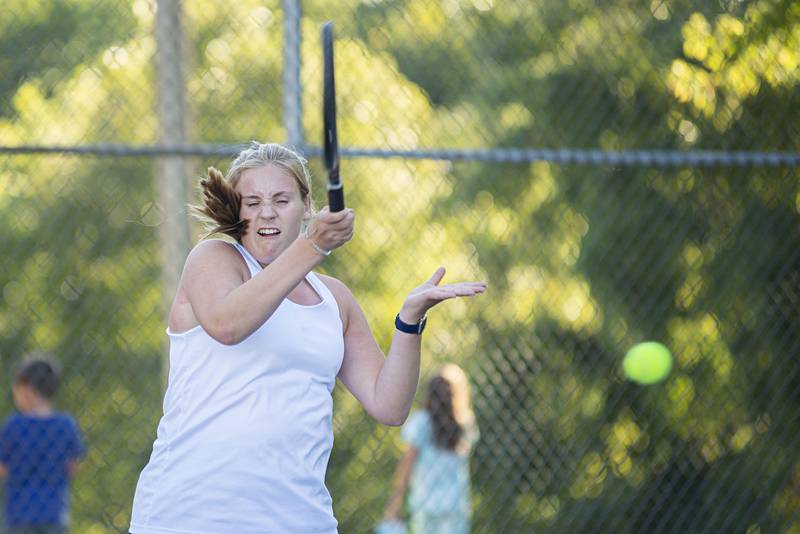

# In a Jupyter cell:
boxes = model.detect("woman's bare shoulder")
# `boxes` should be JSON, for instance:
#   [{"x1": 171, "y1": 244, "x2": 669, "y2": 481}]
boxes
[
  {"x1": 185, "y1": 239, "x2": 243, "y2": 266},
  {"x1": 316, "y1": 274, "x2": 361, "y2": 327},
  {"x1": 182, "y1": 239, "x2": 249, "y2": 281},
  {"x1": 188, "y1": 238, "x2": 238, "y2": 257},
  {"x1": 316, "y1": 273, "x2": 355, "y2": 302}
]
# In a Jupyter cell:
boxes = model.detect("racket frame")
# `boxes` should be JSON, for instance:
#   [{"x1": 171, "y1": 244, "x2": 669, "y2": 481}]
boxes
[{"x1": 322, "y1": 21, "x2": 345, "y2": 212}]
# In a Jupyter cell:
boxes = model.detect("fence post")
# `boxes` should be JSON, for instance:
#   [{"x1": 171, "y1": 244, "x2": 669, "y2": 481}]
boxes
[
  {"x1": 283, "y1": 0, "x2": 304, "y2": 150},
  {"x1": 155, "y1": 0, "x2": 192, "y2": 387}
]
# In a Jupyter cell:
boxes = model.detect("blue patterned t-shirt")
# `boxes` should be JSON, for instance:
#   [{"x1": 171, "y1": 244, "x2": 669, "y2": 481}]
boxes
[{"x1": 0, "y1": 412, "x2": 86, "y2": 527}]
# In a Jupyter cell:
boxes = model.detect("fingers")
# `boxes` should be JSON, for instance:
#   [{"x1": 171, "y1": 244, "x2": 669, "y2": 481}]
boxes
[
  {"x1": 307, "y1": 208, "x2": 355, "y2": 251},
  {"x1": 400, "y1": 277, "x2": 486, "y2": 320},
  {"x1": 317, "y1": 206, "x2": 351, "y2": 224},
  {"x1": 449, "y1": 281, "x2": 487, "y2": 293},
  {"x1": 427, "y1": 267, "x2": 446, "y2": 286},
  {"x1": 317, "y1": 207, "x2": 354, "y2": 231},
  {"x1": 430, "y1": 281, "x2": 487, "y2": 298},
  {"x1": 409, "y1": 282, "x2": 487, "y2": 304},
  {"x1": 430, "y1": 284, "x2": 485, "y2": 299}
]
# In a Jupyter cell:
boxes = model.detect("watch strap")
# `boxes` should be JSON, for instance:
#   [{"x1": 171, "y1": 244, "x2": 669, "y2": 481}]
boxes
[{"x1": 395, "y1": 313, "x2": 427, "y2": 335}]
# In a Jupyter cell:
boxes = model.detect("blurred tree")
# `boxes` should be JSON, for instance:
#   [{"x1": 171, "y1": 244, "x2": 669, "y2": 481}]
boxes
[
  {"x1": 340, "y1": 0, "x2": 800, "y2": 531},
  {"x1": 0, "y1": 1, "x2": 136, "y2": 118},
  {"x1": 0, "y1": 1, "x2": 159, "y2": 530}
]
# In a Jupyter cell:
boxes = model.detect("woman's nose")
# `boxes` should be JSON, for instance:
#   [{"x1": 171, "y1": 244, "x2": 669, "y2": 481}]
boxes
[{"x1": 259, "y1": 202, "x2": 277, "y2": 219}]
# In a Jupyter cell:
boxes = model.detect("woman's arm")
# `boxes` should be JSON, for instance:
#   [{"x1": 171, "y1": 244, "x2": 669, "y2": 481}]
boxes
[
  {"x1": 384, "y1": 446, "x2": 418, "y2": 520},
  {"x1": 329, "y1": 268, "x2": 486, "y2": 425},
  {"x1": 179, "y1": 237, "x2": 322, "y2": 344},
  {"x1": 179, "y1": 208, "x2": 354, "y2": 345}
]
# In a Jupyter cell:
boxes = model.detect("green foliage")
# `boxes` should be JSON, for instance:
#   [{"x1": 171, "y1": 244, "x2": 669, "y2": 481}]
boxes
[{"x1": 0, "y1": 1, "x2": 135, "y2": 118}]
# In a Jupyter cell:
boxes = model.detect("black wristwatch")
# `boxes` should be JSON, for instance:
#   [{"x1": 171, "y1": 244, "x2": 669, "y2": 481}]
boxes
[{"x1": 395, "y1": 313, "x2": 427, "y2": 335}]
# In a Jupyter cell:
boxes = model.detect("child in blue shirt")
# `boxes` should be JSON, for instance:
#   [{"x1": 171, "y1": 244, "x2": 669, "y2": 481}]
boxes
[
  {"x1": 383, "y1": 363, "x2": 479, "y2": 534},
  {"x1": 0, "y1": 356, "x2": 86, "y2": 534}
]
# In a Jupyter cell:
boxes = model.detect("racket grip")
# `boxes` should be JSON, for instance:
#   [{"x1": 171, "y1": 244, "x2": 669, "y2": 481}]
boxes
[{"x1": 328, "y1": 183, "x2": 345, "y2": 212}]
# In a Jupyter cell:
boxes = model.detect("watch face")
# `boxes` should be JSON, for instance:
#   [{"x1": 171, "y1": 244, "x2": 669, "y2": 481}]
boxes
[{"x1": 418, "y1": 315, "x2": 427, "y2": 334}]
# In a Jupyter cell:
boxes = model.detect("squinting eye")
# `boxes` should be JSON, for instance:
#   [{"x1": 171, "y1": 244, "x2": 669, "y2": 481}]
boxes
[
  {"x1": 276, "y1": 200, "x2": 289, "y2": 205},
  {"x1": 246, "y1": 203, "x2": 259, "y2": 207}
]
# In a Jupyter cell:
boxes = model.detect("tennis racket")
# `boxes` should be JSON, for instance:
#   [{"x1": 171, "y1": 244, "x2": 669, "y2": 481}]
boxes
[{"x1": 322, "y1": 21, "x2": 345, "y2": 212}]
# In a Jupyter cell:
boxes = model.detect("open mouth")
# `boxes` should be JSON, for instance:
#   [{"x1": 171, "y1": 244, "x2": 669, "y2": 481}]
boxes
[{"x1": 257, "y1": 227, "x2": 280, "y2": 237}]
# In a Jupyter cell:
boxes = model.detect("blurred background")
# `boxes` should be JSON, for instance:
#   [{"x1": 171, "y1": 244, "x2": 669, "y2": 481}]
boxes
[{"x1": 1, "y1": 0, "x2": 799, "y2": 532}]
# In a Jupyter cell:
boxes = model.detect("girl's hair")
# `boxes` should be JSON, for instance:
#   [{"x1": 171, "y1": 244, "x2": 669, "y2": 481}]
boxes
[
  {"x1": 14, "y1": 354, "x2": 61, "y2": 399},
  {"x1": 425, "y1": 363, "x2": 475, "y2": 453},
  {"x1": 193, "y1": 142, "x2": 313, "y2": 242}
]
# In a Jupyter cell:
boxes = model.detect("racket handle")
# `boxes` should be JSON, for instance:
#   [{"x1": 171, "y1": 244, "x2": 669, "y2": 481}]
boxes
[{"x1": 328, "y1": 181, "x2": 345, "y2": 212}]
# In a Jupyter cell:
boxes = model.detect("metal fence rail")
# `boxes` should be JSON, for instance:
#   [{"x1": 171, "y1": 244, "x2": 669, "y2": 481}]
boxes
[{"x1": 2, "y1": 144, "x2": 800, "y2": 166}]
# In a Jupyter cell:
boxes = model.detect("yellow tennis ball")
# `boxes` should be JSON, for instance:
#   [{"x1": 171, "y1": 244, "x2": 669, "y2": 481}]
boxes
[{"x1": 623, "y1": 342, "x2": 673, "y2": 385}]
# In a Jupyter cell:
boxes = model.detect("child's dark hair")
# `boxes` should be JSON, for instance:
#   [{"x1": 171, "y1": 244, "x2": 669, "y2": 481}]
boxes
[
  {"x1": 424, "y1": 363, "x2": 474, "y2": 453},
  {"x1": 14, "y1": 355, "x2": 61, "y2": 399},
  {"x1": 426, "y1": 376, "x2": 463, "y2": 451}
]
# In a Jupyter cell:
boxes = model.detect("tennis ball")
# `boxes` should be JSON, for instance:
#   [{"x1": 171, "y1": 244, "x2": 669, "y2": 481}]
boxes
[{"x1": 623, "y1": 342, "x2": 673, "y2": 385}]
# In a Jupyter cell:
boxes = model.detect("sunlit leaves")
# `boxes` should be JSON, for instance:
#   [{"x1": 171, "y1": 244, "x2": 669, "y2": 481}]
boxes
[{"x1": 669, "y1": 2, "x2": 800, "y2": 134}]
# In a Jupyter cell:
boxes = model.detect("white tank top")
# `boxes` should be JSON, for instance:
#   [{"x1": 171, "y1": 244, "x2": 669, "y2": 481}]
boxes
[{"x1": 130, "y1": 242, "x2": 344, "y2": 534}]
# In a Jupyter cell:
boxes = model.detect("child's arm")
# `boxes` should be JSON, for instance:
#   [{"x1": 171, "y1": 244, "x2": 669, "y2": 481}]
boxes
[
  {"x1": 65, "y1": 416, "x2": 86, "y2": 480},
  {"x1": 67, "y1": 459, "x2": 80, "y2": 479},
  {"x1": 383, "y1": 446, "x2": 418, "y2": 520}
]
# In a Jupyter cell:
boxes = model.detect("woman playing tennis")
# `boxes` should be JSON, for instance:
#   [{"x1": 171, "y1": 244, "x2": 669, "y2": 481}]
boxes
[{"x1": 129, "y1": 142, "x2": 486, "y2": 534}]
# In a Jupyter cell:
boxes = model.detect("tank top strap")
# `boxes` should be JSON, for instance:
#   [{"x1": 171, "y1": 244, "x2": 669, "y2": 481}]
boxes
[
  {"x1": 232, "y1": 242, "x2": 262, "y2": 278},
  {"x1": 306, "y1": 271, "x2": 337, "y2": 307},
  {"x1": 231, "y1": 243, "x2": 336, "y2": 310}
]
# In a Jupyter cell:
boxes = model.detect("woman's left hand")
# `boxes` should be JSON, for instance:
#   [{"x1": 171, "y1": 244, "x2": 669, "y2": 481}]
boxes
[{"x1": 397, "y1": 267, "x2": 486, "y2": 324}]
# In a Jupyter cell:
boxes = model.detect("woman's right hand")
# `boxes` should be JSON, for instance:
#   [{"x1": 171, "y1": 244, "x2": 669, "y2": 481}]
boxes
[{"x1": 304, "y1": 206, "x2": 355, "y2": 253}]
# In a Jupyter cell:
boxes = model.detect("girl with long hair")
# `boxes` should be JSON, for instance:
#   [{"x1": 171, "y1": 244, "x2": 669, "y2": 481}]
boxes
[{"x1": 383, "y1": 363, "x2": 479, "y2": 534}]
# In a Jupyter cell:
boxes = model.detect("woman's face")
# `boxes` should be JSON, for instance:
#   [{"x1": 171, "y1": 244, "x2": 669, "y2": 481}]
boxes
[{"x1": 237, "y1": 164, "x2": 309, "y2": 266}]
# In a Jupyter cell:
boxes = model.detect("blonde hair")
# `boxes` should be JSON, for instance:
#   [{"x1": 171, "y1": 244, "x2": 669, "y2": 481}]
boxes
[
  {"x1": 193, "y1": 142, "x2": 314, "y2": 242},
  {"x1": 226, "y1": 142, "x2": 312, "y2": 199}
]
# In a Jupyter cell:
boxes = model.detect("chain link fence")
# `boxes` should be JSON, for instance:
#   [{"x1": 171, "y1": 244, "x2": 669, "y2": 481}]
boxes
[{"x1": 1, "y1": 0, "x2": 799, "y2": 532}]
